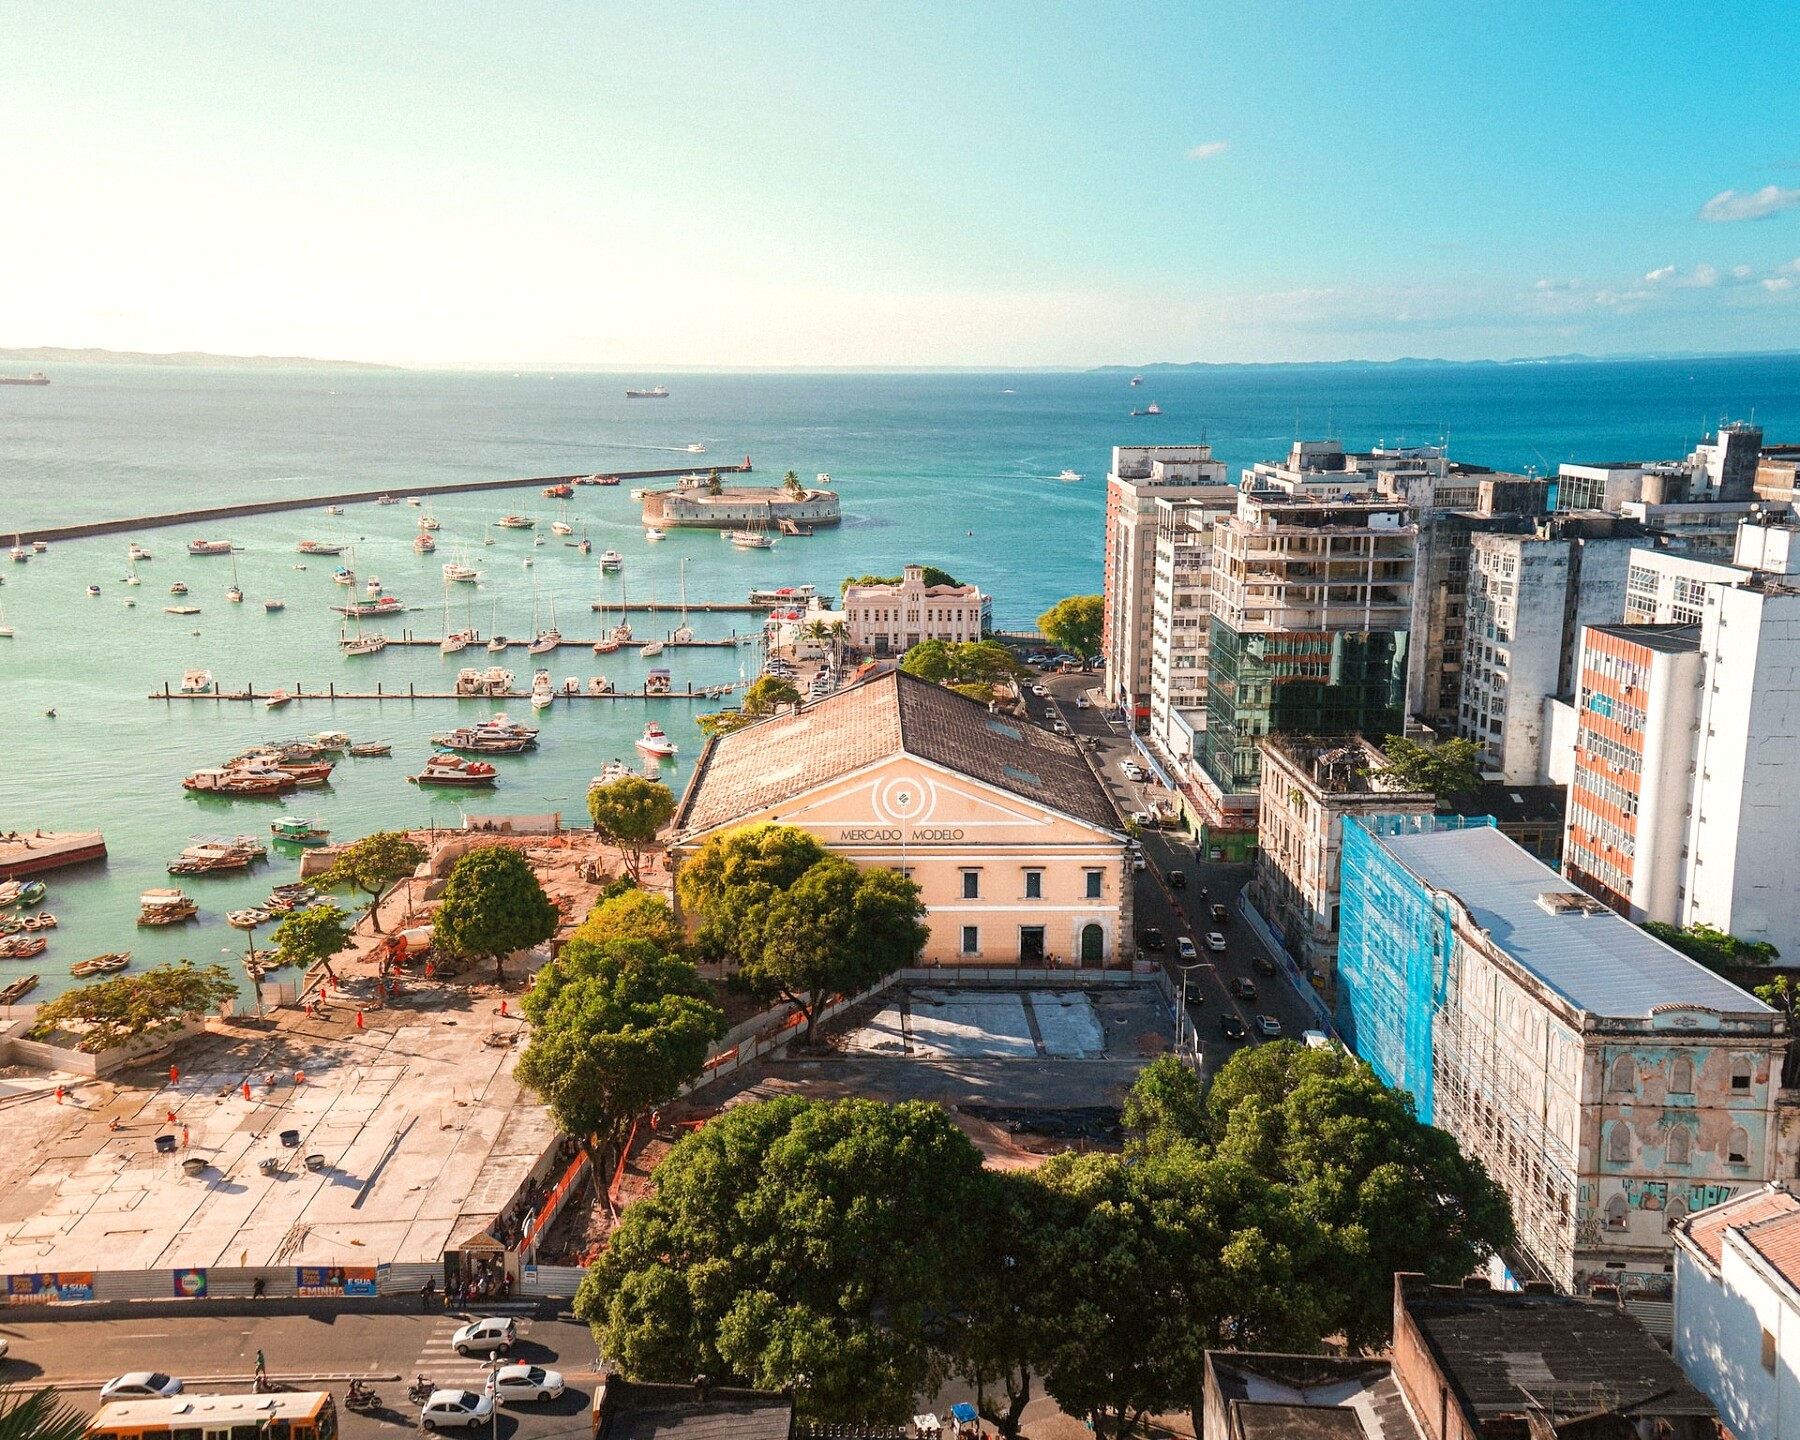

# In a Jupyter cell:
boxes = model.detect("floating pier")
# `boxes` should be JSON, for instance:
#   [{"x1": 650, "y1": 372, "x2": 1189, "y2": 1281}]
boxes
[
  {"x1": 151, "y1": 680, "x2": 746, "y2": 703},
  {"x1": 0, "y1": 830, "x2": 108, "y2": 881},
  {"x1": 373, "y1": 630, "x2": 753, "y2": 651}
]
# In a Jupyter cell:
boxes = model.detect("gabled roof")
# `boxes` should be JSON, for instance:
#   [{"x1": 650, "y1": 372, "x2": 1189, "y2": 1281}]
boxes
[
  {"x1": 673, "y1": 670, "x2": 1122, "y2": 838},
  {"x1": 1675, "y1": 1183, "x2": 1800, "y2": 1269},
  {"x1": 1738, "y1": 1208, "x2": 1800, "y2": 1294}
]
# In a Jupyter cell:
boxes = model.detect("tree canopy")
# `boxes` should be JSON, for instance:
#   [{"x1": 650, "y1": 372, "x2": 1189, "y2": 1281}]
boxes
[
  {"x1": 1374, "y1": 734, "x2": 1482, "y2": 798},
  {"x1": 900, "y1": 639, "x2": 1024, "y2": 687},
  {"x1": 269, "y1": 903, "x2": 353, "y2": 975},
  {"x1": 841, "y1": 567, "x2": 961, "y2": 595},
  {"x1": 1644, "y1": 920, "x2": 1779, "y2": 973},
  {"x1": 430, "y1": 845, "x2": 560, "y2": 979},
  {"x1": 30, "y1": 962, "x2": 239, "y2": 1053},
  {"x1": 587, "y1": 775, "x2": 677, "y2": 880},
  {"x1": 517, "y1": 937, "x2": 724, "y2": 1148},
  {"x1": 0, "y1": 1384, "x2": 94, "y2": 1440},
  {"x1": 317, "y1": 830, "x2": 425, "y2": 934},
  {"x1": 677, "y1": 823, "x2": 830, "y2": 967},
  {"x1": 1037, "y1": 594, "x2": 1103, "y2": 664},
  {"x1": 579, "y1": 1096, "x2": 991, "y2": 1423},
  {"x1": 571, "y1": 888, "x2": 686, "y2": 953}
]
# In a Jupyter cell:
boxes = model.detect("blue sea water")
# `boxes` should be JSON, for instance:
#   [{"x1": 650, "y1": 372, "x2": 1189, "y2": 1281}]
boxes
[{"x1": 1, "y1": 356, "x2": 1797, "y2": 995}]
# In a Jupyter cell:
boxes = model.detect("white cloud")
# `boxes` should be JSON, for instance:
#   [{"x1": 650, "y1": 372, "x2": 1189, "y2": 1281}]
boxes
[
  {"x1": 1764, "y1": 277, "x2": 1794, "y2": 292},
  {"x1": 1699, "y1": 185, "x2": 1800, "y2": 223},
  {"x1": 1593, "y1": 288, "x2": 1651, "y2": 309},
  {"x1": 1734, "y1": 265, "x2": 1753, "y2": 280},
  {"x1": 1645, "y1": 265, "x2": 1676, "y2": 282},
  {"x1": 1186, "y1": 141, "x2": 1229, "y2": 161},
  {"x1": 1782, "y1": 257, "x2": 1800, "y2": 274},
  {"x1": 1534, "y1": 278, "x2": 1582, "y2": 291},
  {"x1": 1679, "y1": 263, "x2": 1720, "y2": 288}
]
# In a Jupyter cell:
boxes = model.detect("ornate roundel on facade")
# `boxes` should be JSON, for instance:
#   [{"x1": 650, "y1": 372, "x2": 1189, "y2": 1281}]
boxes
[{"x1": 873, "y1": 774, "x2": 936, "y2": 825}]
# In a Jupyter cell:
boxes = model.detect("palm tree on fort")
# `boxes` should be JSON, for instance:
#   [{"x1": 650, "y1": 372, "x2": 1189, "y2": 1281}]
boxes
[{"x1": 782, "y1": 469, "x2": 806, "y2": 499}]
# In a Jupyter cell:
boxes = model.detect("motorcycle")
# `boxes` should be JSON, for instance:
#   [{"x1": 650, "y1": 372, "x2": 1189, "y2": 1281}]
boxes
[
  {"x1": 408, "y1": 1377, "x2": 436, "y2": 1405},
  {"x1": 345, "y1": 1384, "x2": 381, "y2": 1413}
]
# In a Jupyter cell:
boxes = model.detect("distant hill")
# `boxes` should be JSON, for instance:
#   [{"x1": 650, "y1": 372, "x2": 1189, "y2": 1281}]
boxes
[{"x1": 0, "y1": 346, "x2": 398, "y2": 371}]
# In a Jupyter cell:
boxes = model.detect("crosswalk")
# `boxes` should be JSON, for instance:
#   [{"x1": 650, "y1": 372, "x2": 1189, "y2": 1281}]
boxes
[{"x1": 410, "y1": 1313, "x2": 537, "y2": 1394}]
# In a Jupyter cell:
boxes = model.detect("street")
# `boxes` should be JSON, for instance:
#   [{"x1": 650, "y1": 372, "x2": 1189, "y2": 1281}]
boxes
[
  {"x1": 1027, "y1": 670, "x2": 1322, "y2": 1078},
  {"x1": 0, "y1": 1302, "x2": 600, "y2": 1439}
]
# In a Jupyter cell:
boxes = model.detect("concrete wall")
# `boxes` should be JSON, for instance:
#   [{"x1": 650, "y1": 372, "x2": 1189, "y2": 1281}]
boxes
[{"x1": 1674, "y1": 1234, "x2": 1800, "y2": 1440}]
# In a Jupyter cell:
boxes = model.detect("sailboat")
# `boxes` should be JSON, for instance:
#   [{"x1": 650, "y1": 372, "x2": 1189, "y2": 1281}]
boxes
[
  {"x1": 672, "y1": 558, "x2": 695, "y2": 644},
  {"x1": 226, "y1": 551, "x2": 243, "y2": 603},
  {"x1": 530, "y1": 593, "x2": 562, "y2": 655},
  {"x1": 611, "y1": 574, "x2": 633, "y2": 644},
  {"x1": 486, "y1": 599, "x2": 507, "y2": 652},
  {"x1": 440, "y1": 580, "x2": 474, "y2": 654},
  {"x1": 341, "y1": 612, "x2": 388, "y2": 655},
  {"x1": 727, "y1": 503, "x2": 776, "y2": 549},
  {"x1": 593, "y1": 590, "x2": 620, "y2": 654},
  {"x1": 550, "y1": 500, "x2": 574, "y2": 537}
]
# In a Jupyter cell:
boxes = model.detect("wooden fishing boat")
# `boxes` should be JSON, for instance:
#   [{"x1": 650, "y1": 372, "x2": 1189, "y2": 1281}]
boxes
[
  {"x1": 70, "y1": 953, "x2": 129, "y2": 978},
  {"x1": 0, "y1": 975, "x2": 38, "y2": 1004},
  {"x1": 0, "y1": 936, "x2": 47, "y2": 959}
]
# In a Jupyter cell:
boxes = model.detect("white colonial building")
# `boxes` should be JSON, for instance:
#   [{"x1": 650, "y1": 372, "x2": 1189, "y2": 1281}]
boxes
[{"x1": 842, "y1": 565, "x2": 990, "y2": 656}]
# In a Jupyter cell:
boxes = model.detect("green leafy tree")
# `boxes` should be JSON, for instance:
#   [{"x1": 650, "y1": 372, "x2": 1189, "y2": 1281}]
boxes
[
  {"x1": 571, "y1": 888, "x2": 686, "y2": 953},
  {"x1": 782, "y1": 469, "x2": 806, "y2": 498},
  {"x1": 587, "y1": 774, "x2": 677, "y2": 880},
  {"x1": 269, "y1": 903, "x2": 353, "y2": 977},
  {"x1": 1375, "y1": 735, "x2": 1482, "y2": 798},
  {"x1": 317, "y1": 830, "x2": 425, "y2": 935},
  {"x1": 739, "y1": 856, "x2": 928, "y2": 1041},
  {"x1": 901, "y1": 639, "x2": 1025, "y2": 688},
  {"x1": 706, "y1": 470, "x2": 723, "y2": 496},
  {"x1": 1037, "y1": 594, "x2": 1104, "y2": 666},
  {"x1": 840, "y1": 567, "x2": 961, "y2": 595},
  {"x1": 744, "y1": 675, "x2": 802, "y2": 712},
  {"x1": 1120, "y1": 1054, "x2": 1209, "y2": 1157},
  {"x1": 517, "y1": 937, "x2": 724, "y2": 1148},
  {"x1": 0, "y1": 1385, "x2": 94, "y2": 1440},
  {"x1": 29, "y1": 962, "x2": 239, "y2": 1053},
  {"x1": 1644, "y1": 920, "x2": 1779, "y2": 974},
  {"x1": 677, "y1": 823, "x2": 830, "y2": 967},
  {"x1": 1756, "y1": 975, "x2": 1800, "y2": 1086},
  {"x1": 430, "y1": 845, "x2": 560, "y2": 981},
  {"x1": 578, "y1": 1096, "x2": 991, "y2": 1423},
  {"x1": 900, "y1": 638, "x2": 956, "y2": 684}
]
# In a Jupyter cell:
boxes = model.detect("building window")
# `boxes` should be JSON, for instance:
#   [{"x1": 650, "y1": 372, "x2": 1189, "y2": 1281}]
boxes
[
  {"x1": 1608, "y1": 1124, "x2": 1632, "y2": 1164},
  {"x1": 1727, "y1": 1126, "x2": 1751, "y2": 1165},
  {"x1": 961, "y1": 870, "x2": 980, "y2": 900},
  {"x1": 1732, "y1": 1057, "x2": 1754, "y2": 1091},
  {"x1": 1667, "y1": 1126, "x2": 1691, "y2": 1166},
  {"x1": 1085, "y1": 870, "x2": 1103, "y2": 899},
  {"x1": 1669, "y1": 1054, "x2": 1694, "y2": 1095},
  {"x1": 1024, "y1": 870, "x2": 1043, "y2": 900},
  {"x1": 960, "y1": 925, "x2": 979, "y2": 955},
  {"x1": 1764, "y1": 1329, "x2": 1778, "y2": 1373},
  {"x1": 1609, "y1": 1055, "x2": 1635, "y2": 1094},
  {"x1": 1604, "y1": 1194, "x2": 1629, "y2": 1230}
]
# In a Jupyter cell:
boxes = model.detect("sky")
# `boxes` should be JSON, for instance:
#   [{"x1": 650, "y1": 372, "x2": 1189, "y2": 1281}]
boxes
[{"x1": 3, "y1": 1, "x2": 1799, "y2": 368}]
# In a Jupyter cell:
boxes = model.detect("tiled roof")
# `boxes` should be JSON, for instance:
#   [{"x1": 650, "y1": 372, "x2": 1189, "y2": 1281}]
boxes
[
  {"x1": 674, "y1": 670, "x2": 1122, "y2": 838},
  {"x1": 1675, "y1": 1183, "x2": 1800, "y2": 1269},
  {"x1": 593, "y1": 1379, "x2": 793, "y2": 1440},
  {"x1": 1739, "y1": 1208, "x2": 1800, "y2": 1292}
]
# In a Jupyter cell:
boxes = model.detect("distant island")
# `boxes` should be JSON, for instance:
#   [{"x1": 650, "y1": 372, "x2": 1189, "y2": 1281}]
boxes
[
  {"x1": 0, "y1": 346, "x2": 398, "y2": 371},
  {"x1": 1093, "y1": 348, "x2": 1800, "y2": 373}
]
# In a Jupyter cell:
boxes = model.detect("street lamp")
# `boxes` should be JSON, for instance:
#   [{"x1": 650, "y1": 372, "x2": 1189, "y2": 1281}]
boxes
[{"x1": 1172, "y1": 961, "x2": 1206, "y2": 1067}]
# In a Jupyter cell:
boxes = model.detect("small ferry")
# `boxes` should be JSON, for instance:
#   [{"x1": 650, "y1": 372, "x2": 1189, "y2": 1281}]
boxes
[
  {"x1": 749, "y1": 584, "x2": 817, "y2": 606},
  {"x1": 496, "y1": 514, "x2": 535, "y2": 529},
  {"x1": 443, "y1": 561, "x2": 480, "y2": 583},
  {"x1": 410, "y1": 755, "x2": 499, "y2": 787},
  {"x1": 187, "y1": 539, "x2": 235, "y2": 556},
  {"x1": 625, "y1": 385, "x2": 669, "y2": 399},
  {"x1": 271, "y1": 817, "x2": 332, "y2": 846},
  {"x1": 376, "y1": 495, "x2": 398, "y2": 506},
  {"x1": 599, "y1": 549, "x2": 624, "y2": 570},
  {"x1": 635, "y1": 721, "x2": 677, "y2": 755}
]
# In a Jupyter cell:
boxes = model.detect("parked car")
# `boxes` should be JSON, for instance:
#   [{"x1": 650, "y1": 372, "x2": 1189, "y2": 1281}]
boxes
[
  {"x1": 1121, "y1": 761, "x2": 1147, "y2": 781},
  {"x1": 1219, "y1": 1014, "x2": 1248, "y2": 1042},
  {"x1": 1130, "y1": 852, "x2": 1147, "y2": 871},
  {"x1": 1255, "y1": 1014, "x2": 1283, "y2": 1037},
  {"x1": 1206, "y1": 931, "x2": 1227, "y2": 953},
  {"x1": 488, "y1": 1365, "x2": 567, "y2": 1404},
  {"x1": 1252, "y1": 953, "x2": 1278, "y2": 976},
  {"x1": 1168, "y1": 869, "x2": 1186, "y2": 889},
  {"x1": 421, "y1": 1390, "x2": 495, "y2": 1431},
  {"x1": 1128, "y1": 810, "x2": 1153, "y2": 829},
  {"x1": 100, "y1": 1375, "x2": 183, "y2": 1402},
  {"x1": 451, "y1": 1316, "x2": 516, "y2": 1356},
  {"x1": 1175, "y1": 935, "x2": 1198, "y2": 960},
  {"x1": 1230, "y1": 977, "x2": 1258, "y2": 1001},
  {"x1": 1209, "y1": 903, "x2": 1229, "y2": 924},
  {"x1": 1139, "y1": 927, "x2": 1166, "y2": 952}
]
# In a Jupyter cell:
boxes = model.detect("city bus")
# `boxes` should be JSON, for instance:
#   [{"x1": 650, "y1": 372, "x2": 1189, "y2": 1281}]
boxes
[{"x1": 87, "y1": 1392, "x2": 338, "y2": 1440}]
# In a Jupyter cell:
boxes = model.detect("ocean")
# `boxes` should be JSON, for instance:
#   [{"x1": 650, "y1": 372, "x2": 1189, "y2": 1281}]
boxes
[{"x1": 2, "y1": 355, "x2": 1798, "y2": 996}]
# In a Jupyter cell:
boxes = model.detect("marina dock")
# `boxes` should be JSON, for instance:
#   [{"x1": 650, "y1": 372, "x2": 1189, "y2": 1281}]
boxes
[
  {"x1": 151, "y1": 680, "x2": 746, "y2": 703},
  {"x1": 0, "y1": 830, "x2": 108, "y2": 880},
  {"x1": 370, "y1": 630, "x2": 754, "y2": 650},
  {"x1": 11, "y1": 462, "x2": 753, "y2": 546}
]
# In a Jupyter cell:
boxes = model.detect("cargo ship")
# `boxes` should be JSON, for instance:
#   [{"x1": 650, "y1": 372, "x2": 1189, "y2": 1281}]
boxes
[
  {"x1": 0, "y1": 373, "x2": 48, "y2": 386},
  {"x1": 625, "y1": 385, "x2": 669, "y2": 399}
]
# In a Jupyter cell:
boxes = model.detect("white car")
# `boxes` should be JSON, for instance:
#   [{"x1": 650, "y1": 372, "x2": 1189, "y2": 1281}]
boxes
[
  {"x1": 488, "y1": 1364, "x2": 567, "y2": 1404},
  {"x1": 451, "y1": 1315, "x2": 517, "y2": 1356},
  {"x1": 1175, "y1": 936, "x2": 1198, "y2": 961},
  {"x1": 100, "y1": 1373, "x2": 183, "y2": 1401},
  {"x1": 1075, "y1": 695, "x2": 1090, "y2": 709},
  {"x1": 1051, "y1": 718, "x2": 1070, "y2": 734},
  {"x1": 1121, "y1": 761, "x2": 1147, "y2": 782},
  {"x1": 1030, "y1": 683, "x2": 1048, "y2": 697},
  {"x1": 1131, "y1": 853, "x2": 1147, "y2": 871},
  {"x1": 421, "y1": 1389, "x2": 495, "y2": 1430},
  {"x1": 1206, "y1": 931, "x2": 1227, "y2": 953}
]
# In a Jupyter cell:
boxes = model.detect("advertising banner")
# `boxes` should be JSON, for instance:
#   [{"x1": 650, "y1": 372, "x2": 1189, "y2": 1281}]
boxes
[
  {"x1": 295, "y1": 1265, "x2": 377, "y2": 1297},
  {"x1": 173, "y1": 1268, "x2": 209, "y2": 1299},
  {"x1": 7, "y1": 1272, "x2": 94, "y2": 1303}
]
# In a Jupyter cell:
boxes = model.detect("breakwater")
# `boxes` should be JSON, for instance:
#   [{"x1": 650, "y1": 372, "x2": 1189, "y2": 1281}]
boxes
[{"x1": 10, "y1": 462, "x2": 752, "y2": 546}]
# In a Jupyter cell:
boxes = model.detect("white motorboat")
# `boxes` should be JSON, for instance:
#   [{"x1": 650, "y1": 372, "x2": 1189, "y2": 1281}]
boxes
[
  {"x1": 529, "y1": 669, "x2": 555, "y2": 710},
  {"x1": 128, "y1": 543, "x2": 153, "y2": 562},
  {"x1": 406, "y1": 496, "x2": 422, "y2": 507},
  {"x1": 640, "y1": 640, "x2": 664, "y2": 658},
  {"x1": 0, "y1": 603, "x2": 13, "y2": 638},
  {"x1": 686, "y1": 443, "x2": 706, "y2": 453},
  {"x1": 645, "y1": 528, "x2": 665, "y2": 542},
  {"x1": 325, "y1": 504, "x2": 343, "y2": 515},
  {"x1": 418, "y1": 514, "x2": 440, "y2": 531},
  {"x1": 634, "y1": 723, "x2": 678, "y2": 758},
  {"x1": 1058, "y1": 469, "x2": 1083, "y2": 482},
  {"x1": 180, "y1": 668, "x2": 215, "y2": 694},
  {"x1": 599, "y1": 549, "x2": 623, "y2": 570},
  {"x1": 86, "y1": 584, "x2": 101, "y2": 597}
]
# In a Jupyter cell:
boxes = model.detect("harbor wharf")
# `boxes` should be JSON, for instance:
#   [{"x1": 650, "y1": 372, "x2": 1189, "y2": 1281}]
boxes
[
  {"x1": 6, "y1": 461, "x2": 752, "y2": 546},
  {"x1": 151, "y1": 680, "x2": 745, "y2": 702},
  {"x1": 375, "y1": 631, "x2": 750, "y2": 649},
  {"x1": 0, "y1": 830, "x2": 107, "y2": 881},
  {"x1": 591, "y1": 600, "x2": 766, "y2": 613}
]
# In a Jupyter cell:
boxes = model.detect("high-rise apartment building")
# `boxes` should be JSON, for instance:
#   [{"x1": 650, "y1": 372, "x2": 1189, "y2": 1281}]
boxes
[
  {"x1": 1100, "y1": 446, "x2": 1230, "y2": 723},
  {"x1": 1195, "y1": 482, "x2": 1416, "y2": 854},
  {"x1": 1457, "y1": 519, "x2": 1640, "y2": 784},
  {"x1": 1145, "y1": 493, "x2": 1237, "y2": 769},
  {"x1": 1338, "y1": 816, "x2": 1784, "y2": 1296}
]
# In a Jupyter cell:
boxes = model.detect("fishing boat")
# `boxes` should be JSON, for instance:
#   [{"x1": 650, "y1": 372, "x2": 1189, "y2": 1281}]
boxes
[
  {"x1": 530, "y1": 669, "x2": 555, "y2": 710},
  {"x1": 265, "y1": 884, "x2": 319, "y2": 913},
  {"x1": 0, "y1": 882, "x2": 21, "y2": 907},
  {"x1": 263, "y1": 597, "x2": 286, "y2": 612},
  {"x1": 128, "y1": 543, "x2": 152, "y2": 561},
  {"x1": 432, "y1": 727, "x2": 532, "y2": 755},
  {"x1": 167, "y1": 844, "x2": 253, "y2": 875},
  {"x1": 635, "y1": 722, "x2": 678, "y2": 757},
  {"x1": 418, "y1": 514, "x2": 440, "y2": 531},
  {"x1": 297, "y1": 540, "x2": 346, "y2": 555},
  {"x1": 180, "y1": 669, "x2": 215, "y2": 694},
  {"x1": 227, "y1": 907, "x2": 272, "y2": 928},
  {"x1": 187, "y1": 539, "x2": 235, "y2": 556},
  {"x1": 71, "y1": 954, "x2": 130, "y2": 978},
  {"x1": 333, "y1": 566, "x2": 356, "y2": 587},
  {"x1": 138, "y1": 888, "x2": 199, "y2": 925},
  {"x1": 0, "y1": 937, "x2": 47, "y2": 960},
  {"x1": 409, "y1": 755, "x2": 499, "y2": 787},
  {"x1": 263, "y1": 689, "x2": 294, "y2": 709},
  {"x1": 86, "y1": 584, "x2": 101, "y2": 597},
  {"x1": 347, "y1": 742, "x2": 391, "y2": 757},
  {"x1": 542, "y1": 482, "x2": 574, "y2": 498},
  {"x1": 5, "y1": 881, "x2": 46, "y2": 909},
  {"x1": 377, "y1": 494, "x2": 398, "y2": 506},
  {"x1": 599, "y1": 549, "x2": 623, "y2": 570},
  {"x1": 0, "y1": 975, "x2": 38, "y2": 1004},
  {"x1": 644, "y1": 528, "x2": 666, "y2": 542},
  {"x1": 413, "y1": 533, "x2": 436, "y2": 554},
  {"x1": 184, "y1": 765, "x2": 294, "y2": 795},
  {"x1": 170, "y1": 581, "x2": 189, "y2": 595},
  {"x1": 496, "y1": 514, "x2": 535, "y2": 529}
]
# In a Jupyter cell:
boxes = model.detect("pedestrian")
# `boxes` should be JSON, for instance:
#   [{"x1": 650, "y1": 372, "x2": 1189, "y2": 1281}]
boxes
[
  {"x1": 242, "y1": 1081, "x2": 252, "y2": 1101},
  {"x1": 169, "y1": 1064, "x2": 179, "y2": 1086},
  {"x1": 254, "y1": 1348, "x2": 266, "y2": 1379},
  {"x1": 252, "y1": 1277, "x2": 266, "y2": 1299},
  {"x1": 181, "y1": 1125, "x2": 190, "y2": 1149},
  {"x1": 499, "y1": 998, "x2": 507, "y2": 1018},
  {"x1": 53, "y1": 1085, "x2": 62, "y2": 1105},
  {"x1": 354, "y1": 1009, "x2": 364, "y2": 1030},
  {"x1": 421, "y1": 1277, "x2": 435, "y2": 1312}
]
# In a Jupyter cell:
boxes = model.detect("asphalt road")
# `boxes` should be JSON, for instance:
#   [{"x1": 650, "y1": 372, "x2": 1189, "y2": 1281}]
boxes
[
  {"x1": 0, "y1": 1303, "x2": 602, "y2": 1439},
  {"x1": 1026, "y1": 670, "x2": 1322, "y2": 1078}
]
